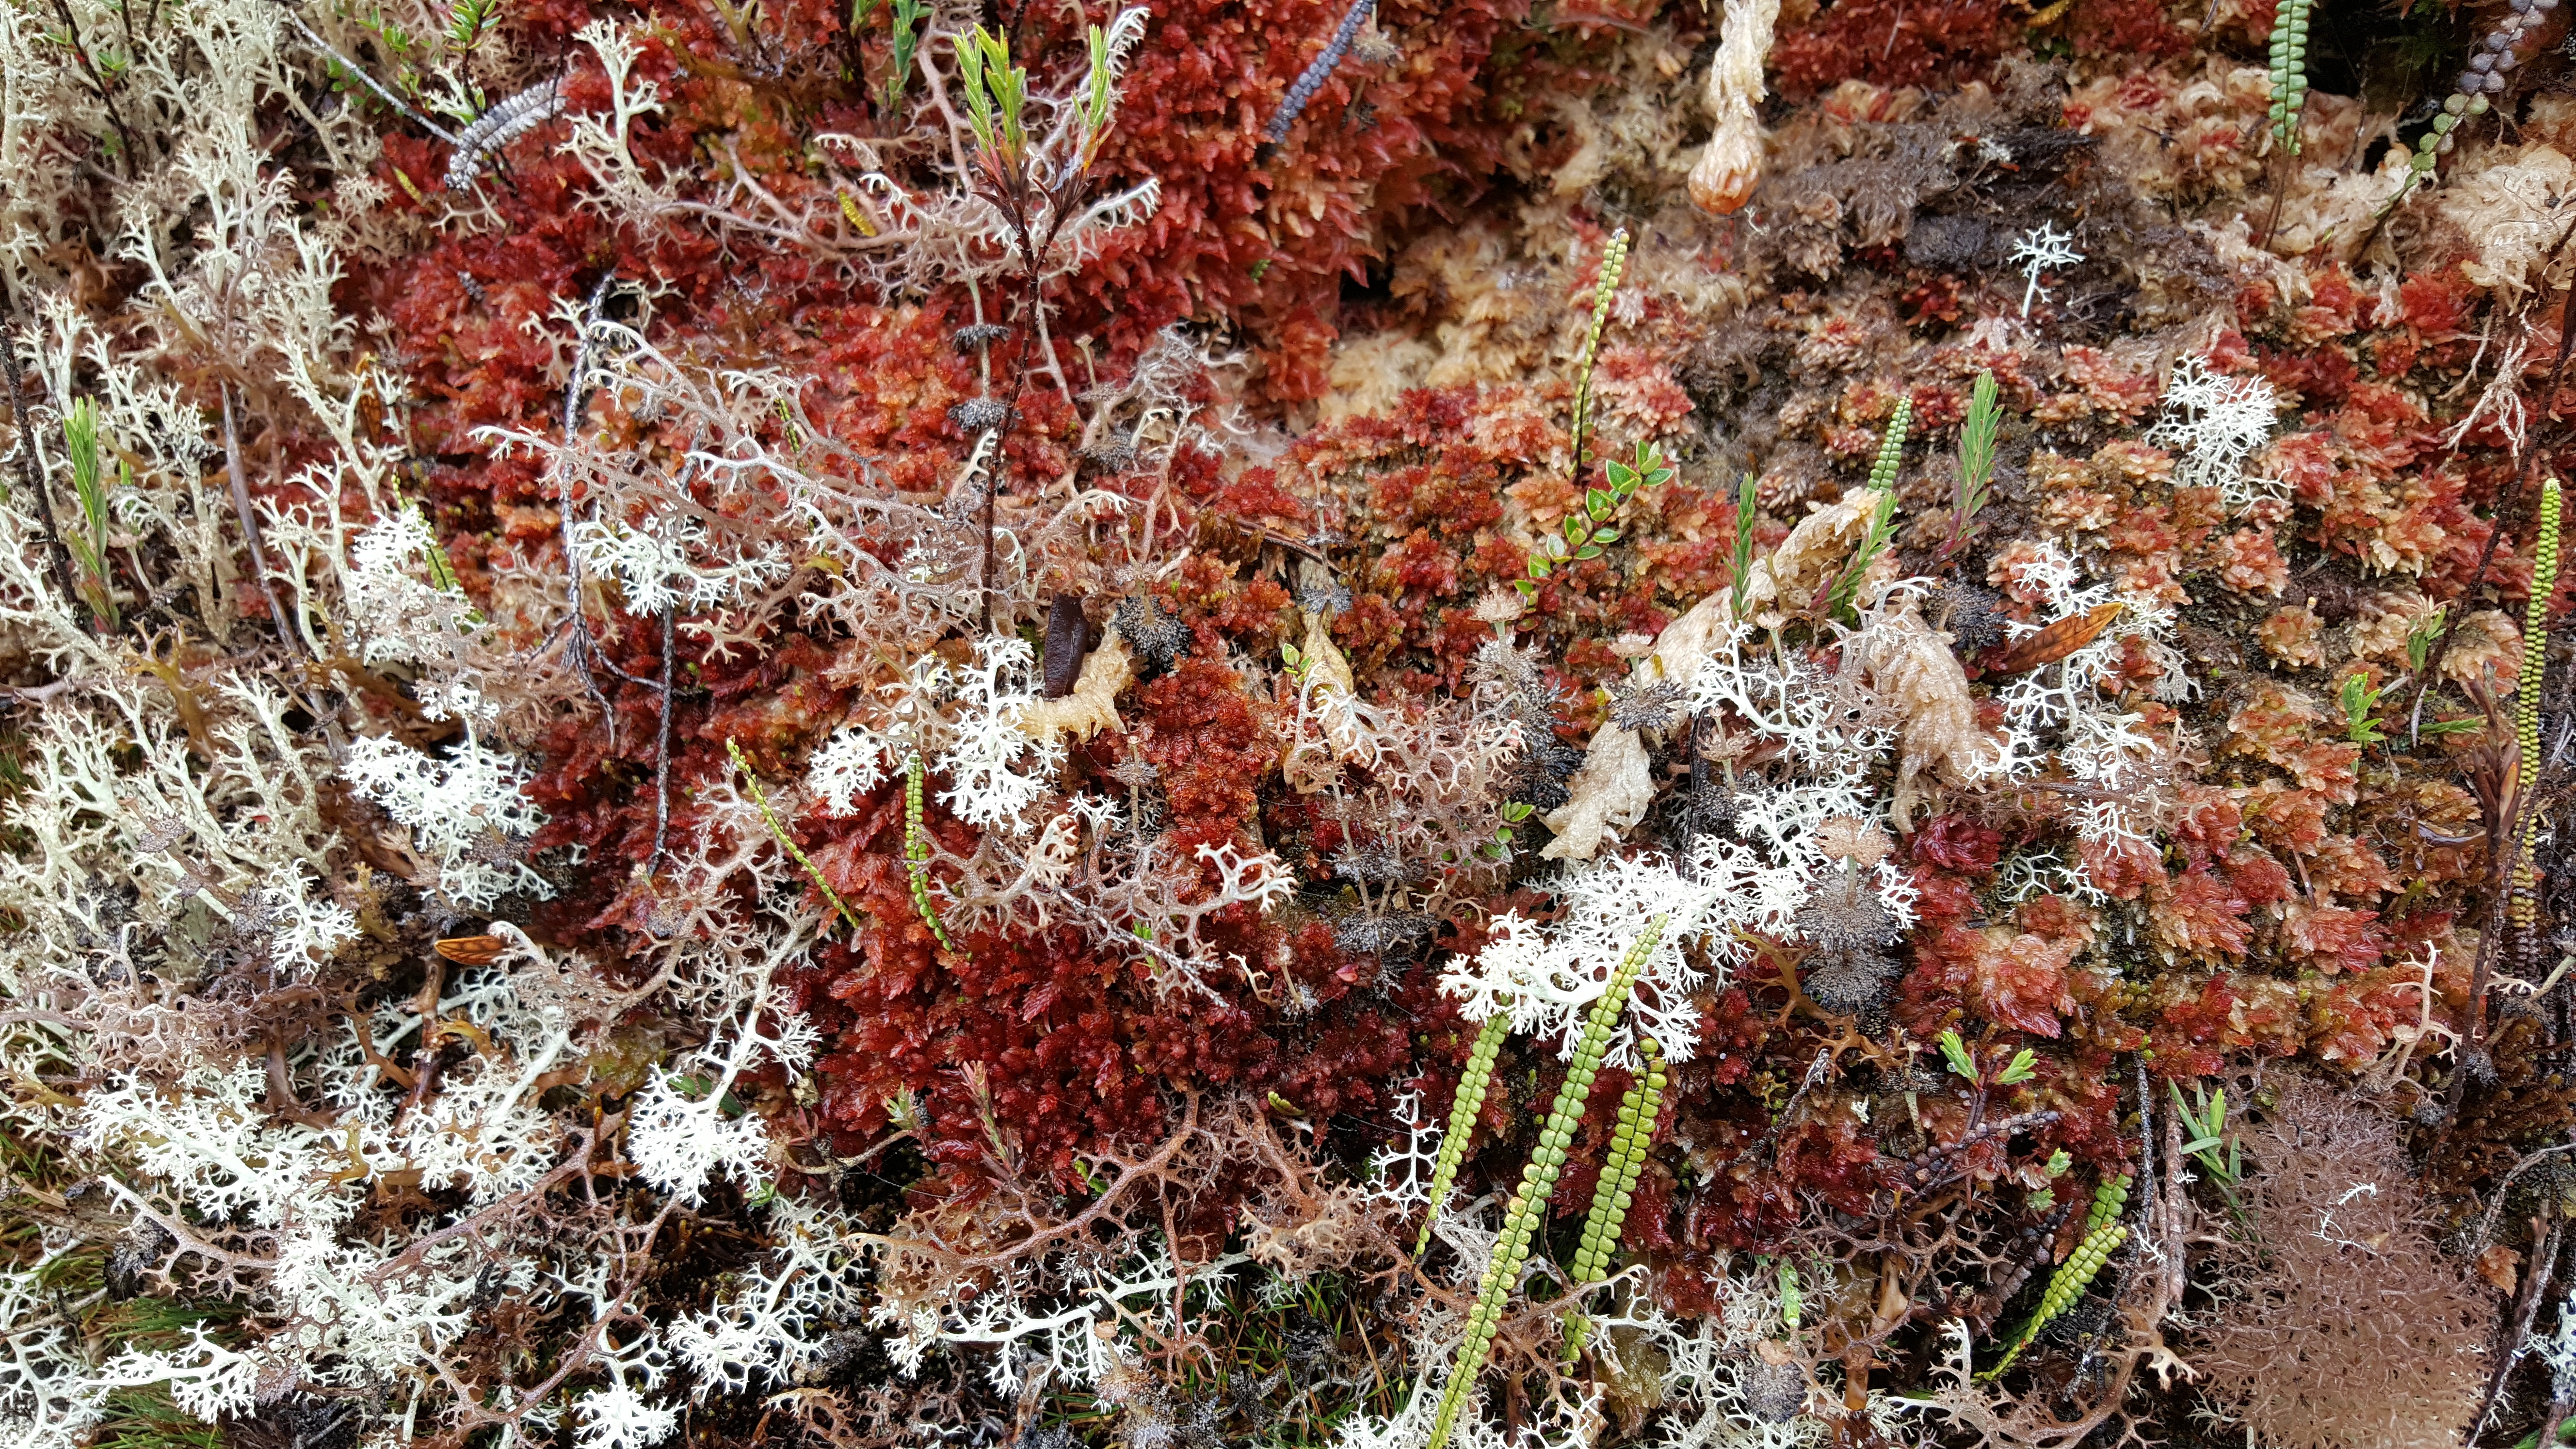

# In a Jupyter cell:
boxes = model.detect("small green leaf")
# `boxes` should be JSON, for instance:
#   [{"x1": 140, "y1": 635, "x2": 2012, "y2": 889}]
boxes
[
  {"x1": 1493, "y1": 827, "x2": 1513, "y2": 844},
  {"x1": 1592, "y1": 527, "x2": 1621, "y2": 543},
  {"x1": 1282, "y1": 643, "x2": 1303, "y2": 667},
  {"x1": 1996, "y1": 1047, "x2": 2038, "y2": 1085},
  {"x1": 2179, "y1": 1135, "x2": 2223, "y2": 1155},
  {"x1": 1937, "y1": 1030, "x2": 1979, "y2": 1082},
  {"x1": 1563, "y1": 515, "x2": 1586, "y2": 543},
  {"x1": 1514, "y1": 578, "x2": 1539, "y2": 596},
  {"x1": 1527, "y1": 556, "x2": 1553, "y2": 578},
  {"x1": 1588, "y1": 488, "x2": 1612, "y2": 519},
  {"x1": 1574, "y1": 544, "x2": 1604, "y2": 560}
]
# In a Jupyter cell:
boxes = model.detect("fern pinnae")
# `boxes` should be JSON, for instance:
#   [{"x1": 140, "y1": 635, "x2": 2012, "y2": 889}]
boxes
[
  {"x1": 1570, "y1": 1035, "x2": 1665, "y2": 1285},
  {"x1": 1565, "y1": 228, "x2": 1632, "y2": 489},
  {"x1": 2266, "y1": 0, "x2": 2313, "y2": 154},
  {"x1": 1417, "y1": 1012, "x2": 1512, "y2": 1255},
  {"x1": 1982, "y1": 1173, "x2": 2131, "y2": 1379},
  {"x1": 2511, "y1": 478, "x2": 2560, "y2": 935},
  {"x1": 444, "y1": 77, "x2": 566, "y2": 191},
  {"x1": 1427, "y1": 912, "x2": 1673, "y2": 1449},
  {"x1": 728, "y1": 739, "x2": 863, "y2": 936},
  {"x1": 904, "y1": 750, "x2": 966, "y2": 956}
]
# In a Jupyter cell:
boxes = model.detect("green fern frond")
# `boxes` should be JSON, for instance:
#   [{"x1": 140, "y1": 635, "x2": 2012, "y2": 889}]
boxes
[
  {"x1": 2513, "y1": 477, "x2": 2560, "y2": 932},
  {"x1": 905, "y1": 750, "x2": 965, "y2": 956},
  {"x1": 1426, "y1": 913, "x2": 1669, "y2": 1449},
  {"x1": 728, "y1": 739, "x2": 865, "y2": 937},
  {"x1": 1566, "y1": 228, "x2": 1632, "y2": 486},
  {"x1": 1982, "y1": 1173, "x2": 2131, "y2": 1379},
  {"x1": 1569, "y1": 1036, "x2": 1665, "y2": 1284},
  {"x1": 1417, "y1": 1013, "x2": 1512, "y2": 1255},
  {"x1": 1866, "y1": 396, "x2": 1913, "y2": 494}
]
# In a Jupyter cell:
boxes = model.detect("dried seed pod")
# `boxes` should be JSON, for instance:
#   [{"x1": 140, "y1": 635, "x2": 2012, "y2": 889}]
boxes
[
  {"x1": 1042, "y1": 592, "x2": 1090, "y2": 698},
  {"x1": 434, "y1": 934, "x2": 506, "y2": 965},
  {"x1": 1989, "y1": 602, "x2": 2124, "y2": 675}
]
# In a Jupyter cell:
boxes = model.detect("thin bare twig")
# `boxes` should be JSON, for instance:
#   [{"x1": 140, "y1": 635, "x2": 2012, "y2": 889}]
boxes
[
  {"x1": 0, "y1": 295, "x2": 85, "y2": 625},
  {"x1": 652, "y1": 601, "x2": 674, "y2": 869},
  {"x1": 271, "y1": 1, "x2": 460, "y2": 145},
  {"x1": 219, "y1": 382, "x2": 308, "y2": 657}
]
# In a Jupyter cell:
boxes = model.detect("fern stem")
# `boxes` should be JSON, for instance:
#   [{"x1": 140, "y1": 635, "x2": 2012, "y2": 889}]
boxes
[
  {"x1": 905, "y1": 750, "x2": 965, "y2": 955},
  {"x1": 2266, "y1": 0, "x2": 2313, "y2": 155},
  {"x1": 727, "y1": 739, "x2": 863, "y2": 935}
]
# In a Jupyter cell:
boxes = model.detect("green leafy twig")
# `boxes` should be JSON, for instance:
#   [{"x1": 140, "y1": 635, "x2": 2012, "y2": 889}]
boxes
[
  {"x1": 1480, "y1": 799, "x2": 1535, "y2": 861},
  {"x1": 444, "y1": 0, "x2": 499, "y2": 52},
  {"x1": 1937, "y1": 1029, "x2": 2034, "y2": 1088},
  {"x1": 2339, "y1": 672, "x2": 2390, "y2": 746},
  {"x1": 1520, "y1": 439, "x2": 1674, "y2": 598},
  {"x1": 879, "y1": 0, "x2": 927, "y2": 115},
  {"x1": 2168, "y1": 1080, "x2": 2244, "y2": 1214}
]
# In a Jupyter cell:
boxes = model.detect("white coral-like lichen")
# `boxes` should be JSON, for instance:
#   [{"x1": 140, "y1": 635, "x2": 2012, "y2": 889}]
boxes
[
  {"x1": 2146, "y1": 354, "x2": 2286, "y2": 515},
  {"x1": 342, "y1": 732, "x2": 553, "y2": 907}
]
